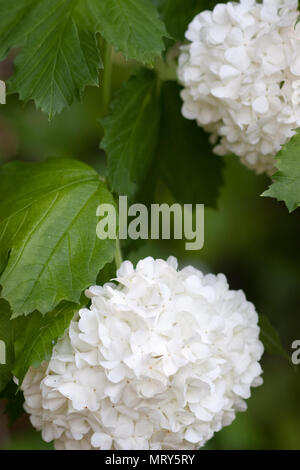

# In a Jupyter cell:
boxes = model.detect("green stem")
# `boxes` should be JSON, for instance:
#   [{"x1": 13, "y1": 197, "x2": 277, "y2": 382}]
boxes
[
  {"x1": 115, "y1": 238, "x2": 123, "y2": 271},
  {"x1": 101, "y1": 41, "x2": 113, "y2": 116}
]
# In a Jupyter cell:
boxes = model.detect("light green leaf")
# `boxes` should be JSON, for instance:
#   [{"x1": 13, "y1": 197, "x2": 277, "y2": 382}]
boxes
[
  {"x1": 84, "y1": 0, "x2": 168, "y2": 64},
  {"x1": 0, "y1": 299, "x2": 14, "y2": 391},
  {"x1": 259, "y1": 315, "x2": 290, "y2": 361},
  {"x1": 0, "y1": 158, "x2": 115, "y2": 315},
  {"x1": 263, "y1": 131, "x2": 300, "y2": 212},
  {"x1": 158, "y1": 81, "x2": 223, "y2": 206},
  {"x1": 13, "y1": 301, "x2": 79, "y2": 384},
  {"x1": 101, "y1": 69, "x2": 161, "y2": 199}
]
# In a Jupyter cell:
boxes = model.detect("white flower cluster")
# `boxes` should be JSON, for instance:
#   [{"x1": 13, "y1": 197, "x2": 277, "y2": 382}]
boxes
[
  {"x1": 21, "y1": 257, "x2": 263, "y2": 450},
  {"x1": 177, "y1": 0, "x2": 300, "y2": 174}
]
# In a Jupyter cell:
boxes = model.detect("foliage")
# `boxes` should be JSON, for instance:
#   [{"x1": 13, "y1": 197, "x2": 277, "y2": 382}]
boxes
[
  {"x1": 0, "y1": 0, "x2": 168, "y2": 117},
  {"x1": 13, "y1": 301, "x2": 82, "y2": 384},
  {"x1": 157, "y1": 81, "x2": 223, "y2": 206},
  {"x1": 101, "y1": 69, "x2": 161, "y2": 199},
  {"x1": 263, "y1": 131, "x2": 300, "y2": 212},
  {"x1": 0, "y1": 158, "x2": 115, "y2": 315},
  {"x1": 259, "y1": 315, "x2": 290, "y2": 362},
  {"x1": 0, "y1": 0, "x2": 294, "y2": 424}
]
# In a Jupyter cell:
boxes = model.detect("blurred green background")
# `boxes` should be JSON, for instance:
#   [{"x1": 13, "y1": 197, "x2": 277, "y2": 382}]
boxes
[{"x1": 1, "y1": 53, "x2": 300, "y2": 450}]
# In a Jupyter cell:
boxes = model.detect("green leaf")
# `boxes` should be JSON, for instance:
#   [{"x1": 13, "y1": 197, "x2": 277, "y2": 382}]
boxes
[
  {"x1": 0, "y1": 158, "x2": 115, "y2": 315},
  {"x1": 157, "y1": 0, "x2": 229, "y2": 40},
  {"x1": 0, "y1": 0, "x2": 167, "y2": 116},
  {"x1": 1, "y1": 0, "x2": 102, "y2": 118},
  {"x1": 96, "y1": 260, "x2": 117, "y2": 286},
  {"x1": 0, "y1": 380, "x2": 25, "y2": 424},
  {"x1": 158, "y1": 81, "x2": 223, "y2": 206},
  {"x1": 262, "y1": 131, "x2": 300, "y2": 212},
  {"x1": 0, "y1": 299, "x2": 14, "y2": 391},
  {"x1": 101, "y1": 70, "x2": 161, "y2": 199},
  {"x1": 0, "y1": 0, "x2": 36, "y2": 58},
  {"x1": 84, "y1": 0, "x2": 168, "y2": 65},
  {"x1": 259, "y1": 315, "x2": 290, "y2": 361},
  {"x1": 13, "y1": 301, "x2": 79, "y2": 384}
]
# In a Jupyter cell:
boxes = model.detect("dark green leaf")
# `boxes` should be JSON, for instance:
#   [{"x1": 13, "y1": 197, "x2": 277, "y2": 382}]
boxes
[
  {"x1": 0, "y1": 0, "x2": 37, "y2": 59},
  {"x1": 96, "y1": 260, "x2": 117, "y2": 286},
  {"x1": 1, "y1": 0, "x2": 102, "y2": 118},
  {"x1": 157, "y1": 0, "x2": 229, "y2": 40},
  {"x1": 0, "y1": 380, "x2": 25, "y2": 424},
  {"x1": 84, "y1": 0, "x2": 168, "y2": 64},
  {"x1": 158, "y1": 81, "x2": 223, "y2": 206},
  {"x1": 0, "y1": 158, "x2": 115, "y2": 315},
  {"x1": 0, "y1": 299, "x2": 14, "y2": 391},
  {"x1": 259, "y1": 315, "x2": 290, "y2": 361},
  {"x1": 13, "y1": 301, "x2": 80, "y2": 384},
  {"x1": 101, "y1": 70, "x2": 161, "y2": 199},
  {"x1": 0, "y1": 0, "x2": 168, "y2": 116}
]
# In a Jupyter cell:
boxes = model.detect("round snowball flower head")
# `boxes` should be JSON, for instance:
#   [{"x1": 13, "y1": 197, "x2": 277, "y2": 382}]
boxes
[
  {"x1": 21, "y1": 257, "x2": 263, "y2": 450},
  {"x1": 177, "y1": 0, "x2": 300, "y2": 174}
]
